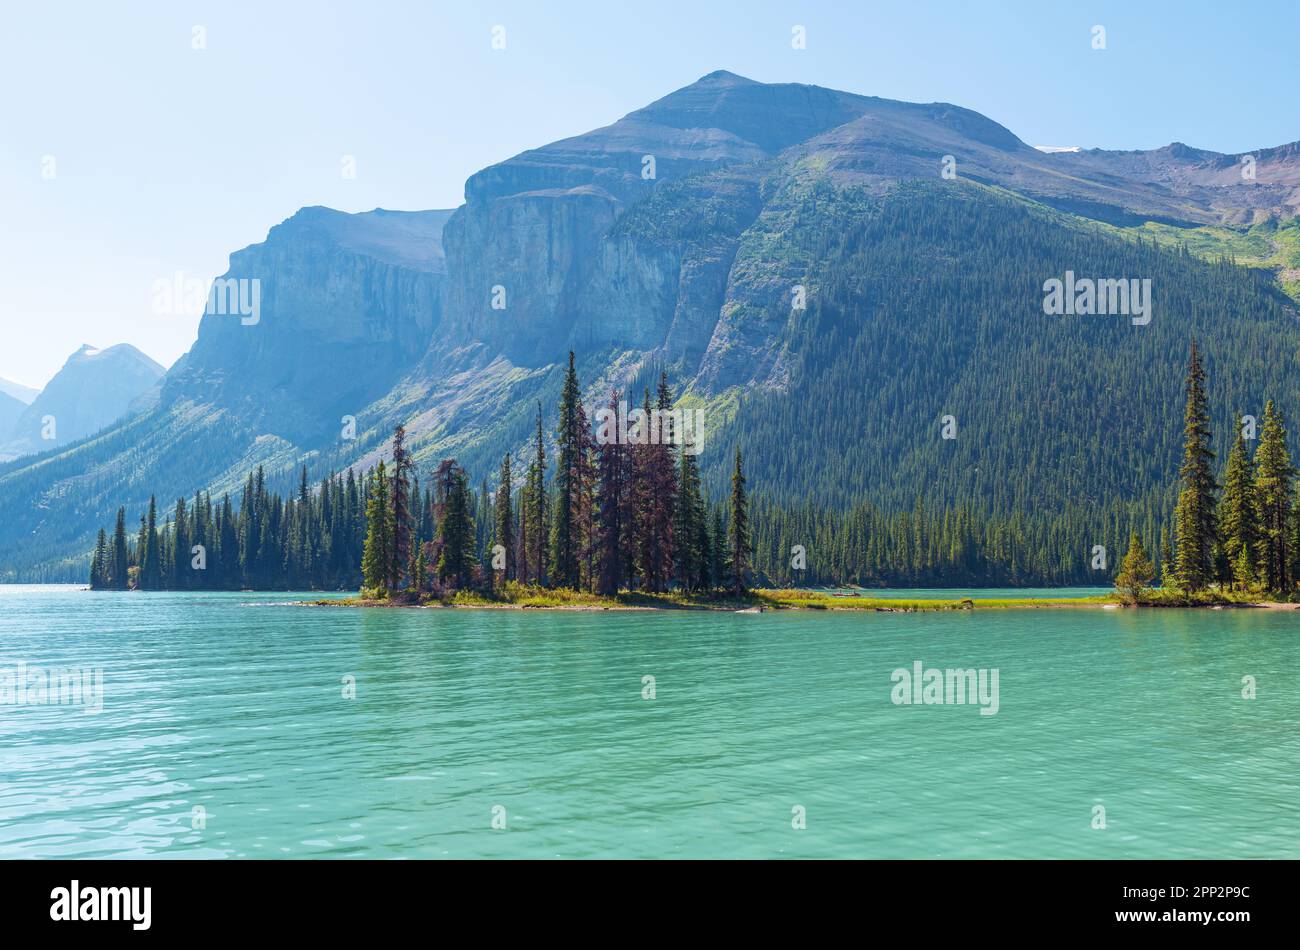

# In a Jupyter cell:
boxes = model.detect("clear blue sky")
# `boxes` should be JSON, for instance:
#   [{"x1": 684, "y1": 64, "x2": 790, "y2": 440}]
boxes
[{"x1": 2, "y1": 0, "x2": 1297, "y2": 388}]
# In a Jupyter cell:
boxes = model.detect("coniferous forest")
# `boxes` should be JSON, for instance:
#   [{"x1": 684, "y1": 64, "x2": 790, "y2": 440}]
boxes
[
  {"x1": 90, "y1": 354, "x2": 754, "y2": 597},
  {"x1": 88, "y1": 345, "x2": 1300, "y2": 601}
]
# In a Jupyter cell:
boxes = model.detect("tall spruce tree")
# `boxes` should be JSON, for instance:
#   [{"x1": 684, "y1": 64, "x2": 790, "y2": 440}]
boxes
[
  {"x1": 361, "y1": 461, "x2": 392, "y2": 594},
  {"x1": 551, "y1": 352, "x2": 582, "y2": 588},
  {"x1": 1172, "y1": 344, "x2": 1218, "y2": 591},
  {"x1": 172, "y1": 496, "x2": 190, "y2": 589},
  {"x1": 139, "y1": 496, "x2": 162, "y2": 590},
  {"x1": 1219, "y1": 426, "x2": 1258, "y2": 589},
  {"x1": 526, "y1": 403, "x2": 549, "y2": 585},
  {"x1": 494, "y1": 454, "x2": 515, "y2": 582},
  {"x1": 436, "y1": 460, "x2": 474, "y2": 590},
  {"x1": 728, "y1": 449, "x2": 751, "y2": 593},
  {"x1": 595, "y1": 391, "x2": 627, "y2": 596},
  {"x1": 90, "y1": 529, "x2": 109, "y2": 589},
  {"x1": 111, "y1": 507, "x2": 129, "y2": 590},
  {"x1": 390, "y1": 425, "x2": 412, "y2": 591},
  {"x1": 574, "y1": 399, "x2": 597, "y2": 590},
  {"x1": 1253, "y1": 399, "x2": 1294, "y2": 593},
  {"x1": 674, "y1": 441, "x2": 705, "y2": 590}
]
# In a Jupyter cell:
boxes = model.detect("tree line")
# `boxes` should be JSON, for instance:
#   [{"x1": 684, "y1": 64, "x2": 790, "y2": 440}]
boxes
[
  {"x1": 91, "y1": 353, "x2": 755, "y2": 597},
  {"x1": 96, "y1": 342, "x2": 1298, "y2": 600}
]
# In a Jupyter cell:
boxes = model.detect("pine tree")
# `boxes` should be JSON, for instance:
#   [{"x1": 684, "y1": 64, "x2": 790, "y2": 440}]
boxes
[
  {"x1": 526, "y1": 403, "x2": 549, "y2": 585},
  {"x1": 551, "y1": 352, "x2": 582, "y2": 588},
  {"x1": 595, "y1": 391, "x2": 627, "y2": 596},
  {"x1": 1219, "y1": 427, "x2": 1257, "y2": 589},
  {"x1": 494, "y1": 454, "x2": 515, "y2": 582},
  {"x1": 1172, "y1": 344, "x2": 1218, "y2": 591},
  {"x1": 435, "y1": 460, "x2": 474, "y2": 590},
  {"x1": 1114, "y1": 531, "x2": 1155, "y2": 604},
  {"x1": 390, "y1": 425, "x2": 412, "y2": 591},
  {"x1": 728, "y1": 449, "x2": 751, "y2": 593},
  {"x1": 634, "y1": 380, "x2": 678, "y2": 592},
  {"x1": 1253, "y1": 399, "x2": 1294, "y2": 593},
  {"x1": 90, "y1": 528, "x2": 108, "y2": 589},
  {"x1": 138, "y1": 496, "x2": 162, "y2": 590},
  {"x1": 574, "y1": 398, "x2": 597, "y2": 590},
  {"x1": 361, "y1": 461, "x2": 392, "y2": 594},
  {"x1": 111, "y1": 507, "x2": 130, "y2": 590},
  {"x1": 674, "y1": 441, "x2": 705, "y2": 590},
  {"x1": 172, "y1": 496, "x2": 190, "y2": 589},
  {"x1": 1159, "y1": 537, "x2": 1174, "y2": 588}
]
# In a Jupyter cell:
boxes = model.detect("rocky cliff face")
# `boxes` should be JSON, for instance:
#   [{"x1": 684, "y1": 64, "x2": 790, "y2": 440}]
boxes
[
  {"x1": 162, "y1": 207, "x2": 453, "y2": 443},
  {"x1": 436, "y1": 71, "x2": 873, "y2": 369},
  {"x1": 1, "y1": 344, "x2": 164, "y2": 460}
]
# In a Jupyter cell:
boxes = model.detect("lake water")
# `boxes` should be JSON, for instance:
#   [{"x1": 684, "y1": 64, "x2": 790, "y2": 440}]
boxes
[{"x1": 1, "y1": 585, "x2": 1296, "y2": 858}]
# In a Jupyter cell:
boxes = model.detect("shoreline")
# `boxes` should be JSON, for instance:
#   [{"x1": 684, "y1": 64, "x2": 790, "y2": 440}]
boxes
[{"x1": 300, "y1": 590, "x2": 1300, "y2": 612}]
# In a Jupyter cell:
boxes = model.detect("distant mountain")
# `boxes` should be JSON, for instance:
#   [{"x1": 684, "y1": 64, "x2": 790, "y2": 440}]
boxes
[
  {"x1": 0, "y1": 377, "x2": 39, "y2": 405},
  {"x1": 0, "y1": 344, "x2": 165, "y2": 461},
  {"x1": 1, "y1": 71, "x2": 1298, "y2": 581},
  {"x1": 0, "y1": 391, "x2": 25, "y2": 439}
]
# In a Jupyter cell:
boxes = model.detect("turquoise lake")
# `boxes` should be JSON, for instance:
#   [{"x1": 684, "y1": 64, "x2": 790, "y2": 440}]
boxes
[{"x1": 1, "y1": 585, "x2": 1296, "y2": 859}]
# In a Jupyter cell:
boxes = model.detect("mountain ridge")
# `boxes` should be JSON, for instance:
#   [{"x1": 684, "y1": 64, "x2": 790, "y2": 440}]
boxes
[
  {"x1": 1, "y1": 70, "x2": 1299, "y2": 580},
  {"x1": 0, "y1": 344, "x2": 165, "y2": 463}
]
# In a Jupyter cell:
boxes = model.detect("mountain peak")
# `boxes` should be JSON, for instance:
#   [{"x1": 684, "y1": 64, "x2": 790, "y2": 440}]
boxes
[
  {"x1": 693, "y1": 69, "x2": 757, "y2": 85},
  {"x1": 66, "y1": 342, "x2": 164, "y2": 374}
]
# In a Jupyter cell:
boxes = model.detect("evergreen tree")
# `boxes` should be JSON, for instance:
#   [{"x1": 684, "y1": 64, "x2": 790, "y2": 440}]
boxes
[
  {"x1": 1253, "y1": 399, "x2": 1294, "y2": 593},
  {"x1": 111, "y1": 507, "x2": 130, "y2": 590},
  {"x1": 1114, "y1": 531, "x2": 1156, "y2": 604},
  {"x1": 595, "y1": 391, "x2": 627, "y2": 596},
  {"x1": 525, "y1": 403, "x2": 549, "y2": 585},
  {"x1": 728, "y1": 449, "x2": 751, "y2": 593},
  {"x1": 390, "y1": 425, "x2": 412, "y2": 591},
  {"x1": 172, "y1": 496, "x2": 190, "y2": 589},
  {"x1": 90, "y1": 529, "x2": 109, "y2": 589},
  {"x1": 634, "y1": 380, "x2": 678, "y2": 592},
  {"x1": 551, "y1": 352, "x2": 582, "y2": 588},
  {"x1": 435, "y1": 460, "x2": 474, "y2": 590},
  {"x1": 1219, "y1": 427, "x2": 1257, "y2": 589},
  {"x1": 494, "y1": 453, "x2": 515, "y2": 582},
  {"x1": 674, "y1": 441, "x2": 705, "y2": 590},
  {"x1": 361, "y1": 461, "x2": 392, "y2": 594},
  {"x1": 139, "y1": 496, "x2": 162, "y2": 590},
  {"x1": 1172, "y1": 344, "x2": 1218, "y2": 591}
]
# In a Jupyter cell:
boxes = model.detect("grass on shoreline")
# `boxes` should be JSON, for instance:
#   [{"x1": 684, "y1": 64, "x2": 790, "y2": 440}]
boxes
[
  {"x1": 312, "y1": 584, "x2": 1119, "y2": 612},
  {"x1": 308, "y1": 583, "x2": 1300, "y2": 612}
]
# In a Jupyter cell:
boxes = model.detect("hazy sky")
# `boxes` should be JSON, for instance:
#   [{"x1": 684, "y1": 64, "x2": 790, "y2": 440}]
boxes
[{"x1": 2, "y1": 0, "x2": 1297, "y2": 389}]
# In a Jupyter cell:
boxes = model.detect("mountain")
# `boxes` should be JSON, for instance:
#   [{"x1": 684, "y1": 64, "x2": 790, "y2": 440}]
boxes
[
  {"x1": 163, "y1": 207, "x2": 451, "y2": 444},
  {"x1": 0, "y1": 377, "x2": 39, "y2": 405},
  {"x1": 0, "y1": 345, "x2": 165, "y2": 461},
  {"x1": 1, "y1": 71, "x2": 1299, "y2": 581},
  {"x1": 0, "y1": 391, "x2": 25, "y2": 439}
]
